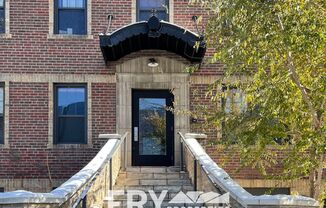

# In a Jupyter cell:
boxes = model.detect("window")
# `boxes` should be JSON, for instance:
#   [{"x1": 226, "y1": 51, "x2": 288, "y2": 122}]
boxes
[
  {"x1": 54, "y1": 85, "x2": 87, "y2": 144},
  {"x1": 137, "y1": 0, "x2": 169, "y2": 21},
  {"x1": 0, "y1": 84, "x2": 3, "y2": 144},
  {"x1": 54, "y1": 0, "x2": 86, "y2": 35},
  {"x1": 221, "y1": 86, "x2": 247, "y2": 140},
  {"x1": 222, "y1": 86, "x2": 246, "y2": 114},
  {"x1": 0, "y1": 0, "x2": 4, "y2": 33},
  {"x1": 0, "y1": 187, "x2": 4, "y2": 192}
]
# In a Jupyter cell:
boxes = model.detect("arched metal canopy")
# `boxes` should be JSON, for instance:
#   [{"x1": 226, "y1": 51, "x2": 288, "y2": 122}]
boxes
[{"x1": 99, "y1": 16, "x2": 206, "y2": 63}]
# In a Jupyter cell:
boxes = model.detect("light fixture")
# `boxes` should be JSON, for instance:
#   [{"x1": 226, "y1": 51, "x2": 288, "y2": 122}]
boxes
[{"x1": 148, "y1": 58, "x2": 159, "y2": 67}]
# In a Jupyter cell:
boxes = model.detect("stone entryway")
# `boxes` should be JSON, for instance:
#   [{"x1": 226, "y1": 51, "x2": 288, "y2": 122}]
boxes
[{"x1": 115, "y1": 55, "x2": 191, "y2": 167}]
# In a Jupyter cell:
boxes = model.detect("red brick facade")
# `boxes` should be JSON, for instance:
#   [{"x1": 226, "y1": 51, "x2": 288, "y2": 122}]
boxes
[
  {"x1": 0, "y1": 0, "x2": 296, "y2": 193},
  {"x1": 0, "y1": 82, "x2": 116, "y2": 179}
]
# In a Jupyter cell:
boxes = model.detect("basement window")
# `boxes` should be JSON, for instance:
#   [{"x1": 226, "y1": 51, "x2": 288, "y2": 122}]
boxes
[
  {"x1": 54, "y1": 84, "x2": 87, "y2": 144},
  {"x1": 0, "y1": 187, "x2": 4, "y2": 192},
  {"x1": 0, "y1": 83, "x2": 4, "y2": 144},
  {"x1": 137, "y1": 0, "x2": 169, "y2": 21}
]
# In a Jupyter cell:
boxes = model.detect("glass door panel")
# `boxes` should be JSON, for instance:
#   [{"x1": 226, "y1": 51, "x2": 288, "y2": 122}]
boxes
[{"x1": 139, "y1": 98, "x2": 167, "y2": 155}]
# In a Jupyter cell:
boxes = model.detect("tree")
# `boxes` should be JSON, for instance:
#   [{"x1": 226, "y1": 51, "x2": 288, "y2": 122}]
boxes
[{"x1": 190, "y1": 0, "x2": 326, "y2": 202}]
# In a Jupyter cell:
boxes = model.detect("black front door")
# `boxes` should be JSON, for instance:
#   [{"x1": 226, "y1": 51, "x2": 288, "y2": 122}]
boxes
[{"x1": 132, "y1": 90, "x2": 174, "y2": 166}]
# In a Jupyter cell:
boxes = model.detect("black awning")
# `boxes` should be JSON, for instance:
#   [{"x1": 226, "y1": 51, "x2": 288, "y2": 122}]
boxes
[{"x1": 99, "y1": 16, "x2": 206, "y2": 63}]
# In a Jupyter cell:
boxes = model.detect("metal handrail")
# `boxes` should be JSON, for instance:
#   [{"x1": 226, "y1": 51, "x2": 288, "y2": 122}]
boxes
[
  {"x1": 178, "y1": 132, "x2": 220, "y2": 193},
  {"x1": 178, "y1": 132, "x2": 198, "y2": 159},
  {"x1": 178, "y1": 132, "x2": 199, "y2": 191},
  {"x1": 72, "y1": 132, "x2": 129, "y2": 208}
]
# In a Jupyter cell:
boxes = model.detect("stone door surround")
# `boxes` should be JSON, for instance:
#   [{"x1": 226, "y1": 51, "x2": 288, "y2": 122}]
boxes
[{"x1": 115, "y1": 55, "x2": 190, "y2": 166}]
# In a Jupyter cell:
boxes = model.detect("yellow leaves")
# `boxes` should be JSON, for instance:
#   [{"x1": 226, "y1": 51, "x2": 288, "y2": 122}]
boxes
[
  {"x1": 190, "y1": 0, "x2": 325, "y2": 194},
  {"x1": 196, "y1": 15, "x2": 203, "y2": 25},
  {"x1": 193, "y1": 41, "x2": 200, "y2": 50}
]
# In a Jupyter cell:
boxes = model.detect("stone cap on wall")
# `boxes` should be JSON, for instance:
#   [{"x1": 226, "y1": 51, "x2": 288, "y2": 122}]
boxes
[
  {"x1": 182, "y1": 133, "x2": 319, "y2": 207},
  {"x1": 0, "y1": 133, "x2": 128, "y2": 206}
]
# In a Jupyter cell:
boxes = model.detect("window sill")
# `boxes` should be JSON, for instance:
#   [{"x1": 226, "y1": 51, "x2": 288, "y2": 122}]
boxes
[
  {"x1": 48, "y1": 143, "x2": 92, "y2": 149},
  {"x1": 0, "y1": 33, "x2": 12, "y2": 39},
  {"x1": 47, "y1": 34, "x2": 94, "y2": 40}
]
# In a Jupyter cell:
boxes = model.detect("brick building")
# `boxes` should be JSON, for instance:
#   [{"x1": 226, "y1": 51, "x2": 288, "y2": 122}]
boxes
[{"x1": 0, "y1": 0, "x2": 311, "y2": 196}]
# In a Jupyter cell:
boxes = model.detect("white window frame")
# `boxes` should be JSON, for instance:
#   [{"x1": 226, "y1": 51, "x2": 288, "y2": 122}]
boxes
[
  {"x1": 48, "y1": 0, "x2": 93, "y2": 39},
  {"x1": 0, "y1": 0, "x2": 11, "y2": 38},
  {"x1": 132, "y1": 0, "x2": 173, "y2": 23},
  {"x1": 0, "y1": 81, "x2": 9, "y2": 148}
]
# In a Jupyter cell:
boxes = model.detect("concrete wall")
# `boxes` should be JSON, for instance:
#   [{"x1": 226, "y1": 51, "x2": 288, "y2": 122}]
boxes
[
  {"x1": 181, "y1": 134, "x2": 319, "y2": 208},
  {"x1": 0, "y1": 136, "x2": 125, "y2": 208}
]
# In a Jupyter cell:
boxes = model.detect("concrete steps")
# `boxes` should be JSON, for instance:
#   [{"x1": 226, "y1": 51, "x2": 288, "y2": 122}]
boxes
[
  {"x1": 106, "y1": 199, "x2": 205, "y2": 208},
  {"x1": 115, "y1": 178, "x2": 192, "y2": 186},
  {"x1": 103, "y1": 166, "x2": 195, "y2": 208}
]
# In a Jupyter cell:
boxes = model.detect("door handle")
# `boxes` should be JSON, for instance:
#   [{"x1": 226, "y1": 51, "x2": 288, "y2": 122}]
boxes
[{"x1": 134, "y1": 127, "x2": 138, "y2": 142}]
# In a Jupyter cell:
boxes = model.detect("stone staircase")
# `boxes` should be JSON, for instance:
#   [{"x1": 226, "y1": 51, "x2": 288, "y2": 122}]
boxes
[{"x1": 103, "y1": 166, "x2": 201, "y2": 208}]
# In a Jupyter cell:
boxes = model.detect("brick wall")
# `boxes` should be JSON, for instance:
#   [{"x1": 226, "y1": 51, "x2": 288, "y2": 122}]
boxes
[
  {"x1": 0, "y1": 82, "x2": 116, "y2": 181},
  {"x1": 0, "y1": 0, "x2": 222, "y2": 75},
  {"x1": 91, "y1": 83, "x2": 116, "y2": 149},
  {"x1": 3, "y1": 82, "x2": 49, "y2": 178},
  {"x1": 0, "y1": 0, "x2": 309, "y2": 191},
  {"x1": 0, "y1": 0, "x2": 110, "y2": 74},
  {"x1": 173, "y1": 1, "x2": 225, "y2": 75},
  {"x1": 189, "y1": 84, "x2": 220, "y2": 143},
  {"x1": 0, "y1": 0, "x2": 126, "y2": 184},
  {"x1": 206, "y1": 146, "x2": 264, "y2": 179},
  {"x1": 189, "y1": 83, "x2": 293, "y2": 180}
]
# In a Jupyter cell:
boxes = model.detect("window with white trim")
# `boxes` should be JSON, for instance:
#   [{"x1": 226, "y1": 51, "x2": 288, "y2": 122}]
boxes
[
  {"x1": 0, "y1": 0, "x2": 5, "y2": 33},
  {"x1": 54, "y1": 84, "x2": 87, "y2": 144},
  {"x1": 54, "y1": 0, "x2": 87, "y2": 35},
  {"x1": 0, "y1": 83, "x2": 4, "y2": 144},
  {"x1": 222, "y1": 86, "x2": 247, "y2": 114},
  {"x1": 221, "y1": 86, "x2": 247, "y2": 140},
  {"x1": 137, "y1": 0, "x2": 169, "y2": 21}
]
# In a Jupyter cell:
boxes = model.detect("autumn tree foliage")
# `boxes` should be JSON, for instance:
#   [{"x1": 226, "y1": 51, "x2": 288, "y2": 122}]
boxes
[{"x1": 190, "y1": 0, "x2": 325, "y2": 202}]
